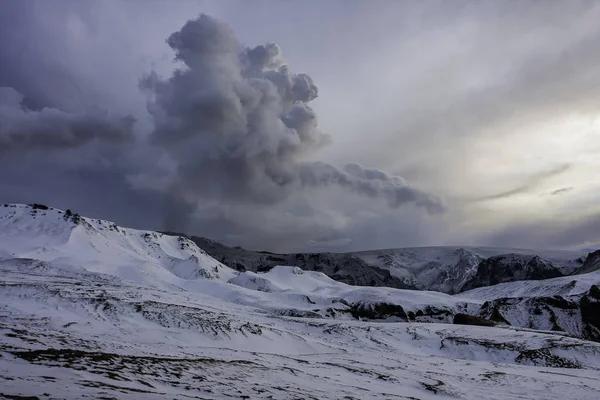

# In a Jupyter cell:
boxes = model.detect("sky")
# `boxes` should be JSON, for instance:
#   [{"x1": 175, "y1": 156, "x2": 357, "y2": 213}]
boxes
[{"x1": 1, "y1": 0, "x2": 600, "y2": 252}]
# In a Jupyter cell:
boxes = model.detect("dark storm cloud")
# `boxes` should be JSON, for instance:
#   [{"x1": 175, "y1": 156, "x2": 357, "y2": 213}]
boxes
[
  {"x1": 298, "y1": 163, "x2": 444, "y2": 214},
  {"x1": 2, "y1": 1, "x2": 595, "y2": 252},
  {"x1": 141, "y1": 14, "x2": 444, "y2": 225},
  {"x1": 0, "y1": 87, "x2": 134, "y2": 153},
  {"x1": 0, "y1": 6, "x2": 443, "y2": 250}
]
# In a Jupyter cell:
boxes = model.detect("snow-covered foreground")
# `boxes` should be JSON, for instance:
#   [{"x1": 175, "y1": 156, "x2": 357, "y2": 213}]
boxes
[
  {"x1": 1, "y1": 204, "x2": 600, "y2": 399},
  {"x1": 2, "y1": 267, "x2": 600, "y2": 399}
]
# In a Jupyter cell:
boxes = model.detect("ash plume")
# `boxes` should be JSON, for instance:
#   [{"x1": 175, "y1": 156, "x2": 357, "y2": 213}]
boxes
[{"x1": 142, "y1": 14, "x2": 444, "y2": 224}]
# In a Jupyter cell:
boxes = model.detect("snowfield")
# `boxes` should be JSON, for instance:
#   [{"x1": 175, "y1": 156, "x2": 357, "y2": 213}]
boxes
[
  {"x1": 1, "y1": 204, "x2": 600, "y2": 399},
  {"x1": 457, "y1": 270, "x2": 600, "y2": 301}
]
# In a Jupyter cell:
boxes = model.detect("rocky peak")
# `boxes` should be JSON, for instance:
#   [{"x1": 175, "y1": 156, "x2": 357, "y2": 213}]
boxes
[{"x1": 574, "y1": 250, "x2": 600, "y2": 274}]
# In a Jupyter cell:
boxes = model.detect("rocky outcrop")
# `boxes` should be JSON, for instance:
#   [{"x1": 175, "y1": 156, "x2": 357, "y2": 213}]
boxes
[
  {"x1": 574, "y1": 250, "x2": 600, "y2": 275},
  {"x1": 360, "y1": 247, "x2": 484, "y2": 293},
  {"x1": 343, "y1": 302, "x2": 454, "y2": 323},
  {"x1": 348, "y1": 302, "x2": 408, "y2": 320},
  {"x1": 453, "y1": 313, "x2": 497, "y2": 327},
  {"x1": 427, "y1": 248, "x2": 484, "y2": 293},
  {"x1": 580, "y1": 285, "x2": 600, "y2": 341},
  {"x1": 475, "y1": 287, "x2": 600, "y2": 342},
  {"x1": 291, "y1": 253, "x2": 412, "y2": 288},
  {"x1": 460, "y1": 254, "x2": 563, "y2": 292}
]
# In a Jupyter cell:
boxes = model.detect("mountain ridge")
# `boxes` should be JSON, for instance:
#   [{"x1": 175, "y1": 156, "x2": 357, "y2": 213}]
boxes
[
  {"x1": 163, "y1": 230, "x2": 587, "y2": 294},
  {"x1": 1, "y1": 203, "x2": 597, "y2": 340},
  {"x1": 2, "y1": 203, "x2": 591, "y2": 295}
]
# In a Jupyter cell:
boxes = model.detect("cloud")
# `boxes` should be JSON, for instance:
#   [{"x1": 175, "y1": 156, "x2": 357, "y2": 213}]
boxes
[
  {"x1": 0, "y1": 87, "x2": 134, "y2": 154},
  {"x1": 298, "y1": 162, "x2": 444, "y2": 214},
  {"x1": 335, "y1": 2, "x2": 600, "y2": 208},
  {"x1": 474, "y1": 164, "x2": 571, "y2": 202},
  {"x1": 549, "y1": 187, "x2": 574, "y2": 196},
  {"x1": 0, "y1": 6, "x2": 444, "y2": 250},
  {"x1": 1, "y1": 1, "x2": 599, "y2": 252},
  {"x1": 482, "y1": 213, "x2": 600, "y2": 251},
  {"x1": 140, "y1": 14, "x2": 444, "y2": 228}
]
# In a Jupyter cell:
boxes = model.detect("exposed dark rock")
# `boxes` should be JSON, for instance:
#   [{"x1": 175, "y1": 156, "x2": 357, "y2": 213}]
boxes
[
  {"x1": 461, "y1": 254, "x2": 563, "y2": 292},
  {"x1": 453, "y1": 313, "x2": 496, "y2": 327},
  {"x1": 423, "y1": 306, "x2": 453, "y2": 318},
  {"x1": 0, "y1": 394, "x2": 41, "y2": 400},
  {"x1": 477, "y1": 291, "x2": 600, "y2": 343},
  {"x1": 349, "y1": 302, "x2": 408, "y2": 320},
  {"x1": 574, "y1": 250, "x2": 600, "y2": 274},
  {"x1": 580, "y1": 288, "x2": 600, "y2": 342},
  {"x1": 515, "y1": 348, "x2": 580, "y2": 368},
  {"x1": 488, "y1": 307, "x2": 511, "y2": 325},
  {"x1": 29, "y1": 203, "x2": 49, "y2": 210},
  {"x1": 589, "y1": 284, "x2": 600, "y2": 300},
  {"x1": 536, "y1": 296, "x2": 579, "y2": 310}
]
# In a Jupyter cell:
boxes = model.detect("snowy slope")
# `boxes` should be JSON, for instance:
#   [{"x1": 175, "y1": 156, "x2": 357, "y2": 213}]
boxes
[
  {"x1": 0, "y1": 204, "x2": 235, "y2": 287},
  {"x1": 2, "y1": 262, "x2": 600, "y2": 399},
  {"x1": 458, "y1": 270, "x2": 600, "y2": 301},
  {"x1": 458, "y1": 269, "x2": 600, "y2": 342},
  {"x1": 228, "y1": 266, "x2": 466, "y2": 320},
  {"x1": 0, "y1": 204, "x2": 467, "y2": 318},
  {"x1": 1, "y1": 204, "x2": 600, "y2": 399},
  {"x1": 0, "y1": 204, "x2": 596, "y2": 323}
]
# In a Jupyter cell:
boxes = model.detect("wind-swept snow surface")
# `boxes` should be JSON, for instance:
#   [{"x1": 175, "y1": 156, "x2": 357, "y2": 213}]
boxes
[
  {"x1": 2, "y1": 264, "x2": 600, "y2": 399},
  {"x1": 1, "y1": 204, "x2": 600, "y2": 399}
]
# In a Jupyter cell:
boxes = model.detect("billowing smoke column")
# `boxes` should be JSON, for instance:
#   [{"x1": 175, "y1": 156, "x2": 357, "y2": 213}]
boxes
[
  {"x1": 142, "y1": 14, "x2": 444, "y2": 218},
  {"x1": 0, "y1": 87, "x2": 134, "y2": 153}
]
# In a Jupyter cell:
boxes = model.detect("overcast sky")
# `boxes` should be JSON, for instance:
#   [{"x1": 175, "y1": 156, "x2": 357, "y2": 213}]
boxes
[{"x1": 1, "y1": 0, "x2": 600, "y2": 252}]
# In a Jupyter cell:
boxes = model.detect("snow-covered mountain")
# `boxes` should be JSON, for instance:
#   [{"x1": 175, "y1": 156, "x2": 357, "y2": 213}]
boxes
[
  {"x1": 0, "y1": 204, "x2": 234, "y2": 286},
  {"x1": 181, "y1": 234, "x2": 586, "y2": 293},
  {"x1": 356, "y1": 246, "x2": 585, "y2": 293},
  {"x1": 0, "y1": 204, "x2": 461, "y2": 321},
  {"x1": 1, "y1": 204, "x2": 600, "y2": 399},
  {"x1": 458, "y1": 270, "x2": 600, "y2": 342},
  {"x1": 173, "y1": 234, "x2": 413, "y2": 288}
]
